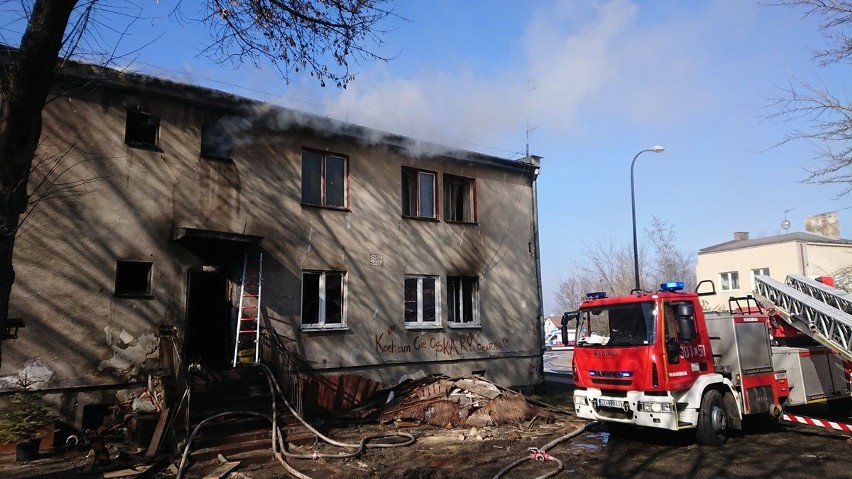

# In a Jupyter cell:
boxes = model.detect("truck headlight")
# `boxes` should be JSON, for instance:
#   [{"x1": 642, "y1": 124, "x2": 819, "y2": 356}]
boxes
[{"x1": 637, "y1": 401, "x2": 673, "y2": 413}]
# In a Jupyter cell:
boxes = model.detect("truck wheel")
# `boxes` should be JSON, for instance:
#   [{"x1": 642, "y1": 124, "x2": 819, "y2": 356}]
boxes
[{"x1": 697, "y1": 390, "x2": 727, "y2": 446}]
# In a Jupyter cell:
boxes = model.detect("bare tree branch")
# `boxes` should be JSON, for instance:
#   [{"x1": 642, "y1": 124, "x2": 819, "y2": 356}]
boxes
[
  {"x1": 553, "y1": 219, "x2": 695, "y2": 312},
  {"x1": 764, "y1": 0, "x2": 852, "y2": 196}
]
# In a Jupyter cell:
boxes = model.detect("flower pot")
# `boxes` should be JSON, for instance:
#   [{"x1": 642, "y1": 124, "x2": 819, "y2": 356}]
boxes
[{"x1": 15, "y1": 438, "x2": 39, "y2": 462}]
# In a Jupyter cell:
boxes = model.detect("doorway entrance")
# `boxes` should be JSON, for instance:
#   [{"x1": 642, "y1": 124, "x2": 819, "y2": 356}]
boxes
[{"x1": 185, "y1": 270, "x2": 231, "y2": 367}]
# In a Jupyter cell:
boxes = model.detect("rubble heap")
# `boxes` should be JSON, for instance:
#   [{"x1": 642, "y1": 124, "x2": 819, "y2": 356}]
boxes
[{"x1": 357, "y1": 376, "x2": 558, "y2": 428}]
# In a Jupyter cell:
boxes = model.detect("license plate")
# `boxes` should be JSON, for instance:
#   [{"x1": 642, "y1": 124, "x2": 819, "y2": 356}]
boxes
[{"x1": 597, "y1": 399, "x2": 622, "y2": 408}]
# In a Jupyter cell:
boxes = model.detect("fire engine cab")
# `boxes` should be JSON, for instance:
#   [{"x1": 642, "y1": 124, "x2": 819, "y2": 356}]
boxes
[{"x1": 569, "y1": 277, "x2": 852, "y2": 446}]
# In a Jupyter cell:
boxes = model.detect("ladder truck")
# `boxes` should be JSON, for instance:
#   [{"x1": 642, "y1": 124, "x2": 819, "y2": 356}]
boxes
[{"x1": 568, "y1": 276, "x2": 852, "y2": 446}]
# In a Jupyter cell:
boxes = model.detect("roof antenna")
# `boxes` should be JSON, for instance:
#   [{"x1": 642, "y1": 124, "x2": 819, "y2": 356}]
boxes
[
  {"x1": 525, "y1": 120, "x2": 538, "y2": 158},
  {"x1": 525, "y1": 79, "x2": 538, "y2": 158},
  {"x1": 782, "y1": 207, "x2": 797, "y2": 232}
]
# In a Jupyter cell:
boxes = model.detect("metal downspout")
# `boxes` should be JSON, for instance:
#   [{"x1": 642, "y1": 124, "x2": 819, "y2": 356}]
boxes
[{"x1": 530, "y1": 158, "x2": 545, "y2": 381}]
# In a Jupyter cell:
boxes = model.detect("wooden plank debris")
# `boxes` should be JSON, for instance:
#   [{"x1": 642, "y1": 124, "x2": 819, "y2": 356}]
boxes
[
  {"x1": 102, "y1": 465, "x2": 151, "y2": 478},
  {"x1": 145, "y1": 406, "x2": 170, "y2": 459},
  {"x1": 453, "y1": 379, "x2": 501, "y2": 399},
  {"x1": 202, "y1": 461, "x2": 241, "y2": 479}
]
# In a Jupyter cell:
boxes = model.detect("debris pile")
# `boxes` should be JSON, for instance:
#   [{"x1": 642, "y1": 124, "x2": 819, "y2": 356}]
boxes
[{"x1": 360, "y1": 376, "x2": 558, "y2": 428}]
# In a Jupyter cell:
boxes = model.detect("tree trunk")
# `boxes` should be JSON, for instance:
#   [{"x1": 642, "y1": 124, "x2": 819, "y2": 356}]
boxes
[{"x1": 0, "y1": 0, "x2": 77, "y2": 363}]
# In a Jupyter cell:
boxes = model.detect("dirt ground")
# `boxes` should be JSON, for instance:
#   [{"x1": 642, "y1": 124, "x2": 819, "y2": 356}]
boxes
[{"x1": 2, "y1": 381, "x2": 852, "y2": 479}]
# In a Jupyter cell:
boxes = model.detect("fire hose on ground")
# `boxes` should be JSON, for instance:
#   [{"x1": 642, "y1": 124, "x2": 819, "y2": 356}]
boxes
[
  {"x1": 176, "y1": 362, "x2": 415, "y2": 479},
  {"x1": 492, "y1": 420, "x2": 599, "y2": 479}
]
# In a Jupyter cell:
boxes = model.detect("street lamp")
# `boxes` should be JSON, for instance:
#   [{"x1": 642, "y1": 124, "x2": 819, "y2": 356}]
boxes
[{"x1": 631, "y1": 145, "x2": 665, "y2": 291}]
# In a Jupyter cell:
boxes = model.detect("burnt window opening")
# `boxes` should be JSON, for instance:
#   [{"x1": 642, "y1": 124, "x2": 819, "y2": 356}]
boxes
[
  {"x1": 301, "y1": 271, "x2": 346, "y2": 328},
  {"x1": 125, "y1": 111, "x2": 160, "y2": 149},
  {"x1": 444, "y1": 175, "x2": 475, "y2": 223},
  {"x1": 301, "y1": 149, "x2": 348, "y2": 208},
  {"x1": 401, "y1": 168, "x2": 436, "y2": 219},
  {"x1": 404, "y1": 275, "x2": 439, "y2": 327},
  {"x1": 448, "y1": 276, "x2": 480, "y2": 325},
  {"x1": 115, "y1": 261, "x2": 153, "y2": 297},
  {"x1": 201, "y1": 123, "x2": 234, "y2": 160}
]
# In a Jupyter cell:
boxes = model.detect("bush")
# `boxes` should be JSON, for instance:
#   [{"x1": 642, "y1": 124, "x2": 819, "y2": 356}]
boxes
[{"x1": 0, "y1": 392, "x2": 55, "y2": 444}]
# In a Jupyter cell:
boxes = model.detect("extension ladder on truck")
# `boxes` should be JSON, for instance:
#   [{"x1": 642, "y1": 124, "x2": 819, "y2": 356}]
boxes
[
  {"x1": 232, "y1": 251, "x2": 263, "y2": 367},
  {"x1": 753, "y1": 274, "x2": 852, "y2": 361}
]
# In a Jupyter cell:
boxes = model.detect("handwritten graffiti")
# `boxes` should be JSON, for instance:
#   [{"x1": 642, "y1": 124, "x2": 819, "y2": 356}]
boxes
[{"x1": 374, "y1": 332, "x2": 510, "y2": 356}]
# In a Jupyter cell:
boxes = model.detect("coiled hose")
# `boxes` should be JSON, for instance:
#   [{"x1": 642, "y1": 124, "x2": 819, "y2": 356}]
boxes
[
  {"x1": 492, "y1": 420, "x2": 598, "y2": 479},
  {"x1": 176, "y1": 362, "x2": 414, "y2": 479}
]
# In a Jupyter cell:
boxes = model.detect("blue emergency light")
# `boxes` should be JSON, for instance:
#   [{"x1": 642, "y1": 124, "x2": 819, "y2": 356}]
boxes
[
  {"x1": 660, "y1": 281, "x2": 685, "y2": 292},
  {"x1": 586, "y1": 291, "x2": 607, "y2": 299}
]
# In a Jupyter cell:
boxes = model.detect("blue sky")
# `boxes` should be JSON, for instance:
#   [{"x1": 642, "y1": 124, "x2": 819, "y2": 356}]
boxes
[{"x1": 4, "y1": 0, "x2": 850, "y2": 314}]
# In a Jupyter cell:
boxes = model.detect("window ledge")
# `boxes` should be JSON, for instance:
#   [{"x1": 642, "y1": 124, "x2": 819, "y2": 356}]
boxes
[
  {"x1": 114, "y1": 293, "x2": 154, "y2": 300},
  {"x1": 301, "y1": 203, "x2": 351, "y2": 212},
  {"x1": 301, "y1": 325, "x2": 349, "y2": 332},
  {"x1": 401, "y1": 215, "x2": 439, "y2": 223},
  {"x1": 125, "y1": 142, "x2": 163, "y2": 152},
  {"x1": 201, "y1": 154, "x2": 235, "y2": 163},
  {"x1": 447, "y1": 323, "x2": 481, "y2": 329},
  {"x1": 444, "y1": 220, "x2": 478, "y2": 226},
  {"x1": 404, "y1": 325, "x2": 442, "y2": 331}
]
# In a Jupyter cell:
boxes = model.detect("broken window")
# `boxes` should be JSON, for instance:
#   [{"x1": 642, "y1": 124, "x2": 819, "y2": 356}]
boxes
[
  {"x1": 302, "y1": 271, "x2": 346, "y2": 328},
  {"x1": 201, "y1": 122, "x2": 234, "y2": 160},
  {"x1": 125, "y1": 111, "x2": 160, "y2": 149},
  {"x1": 115, "y1": 261, "x2": 153, "y2": 297},
  {"x1": 401, "y1": 168, "x2": 436, "y2": 219},
  {"x1": 443, "y1": 175, "x2": 475, "y2": 223},
  {"x1": 404, "y1": 275, "x2": 439, "y2": 326},
  {"x1": 448, "y1": 276, "x2": 480, "y2": 326},
  {"x1": 301, "y1": 149, "x2": 348, "y2": 208}
]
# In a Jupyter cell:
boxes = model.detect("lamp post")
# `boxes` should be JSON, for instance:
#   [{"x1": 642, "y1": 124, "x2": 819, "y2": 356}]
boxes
[{"x1": 631, "y1": 145, "x2": 665, "y2": 291}]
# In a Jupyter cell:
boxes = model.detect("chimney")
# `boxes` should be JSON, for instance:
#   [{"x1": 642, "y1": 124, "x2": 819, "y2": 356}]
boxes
[
  {"x1": 805, "y1": 212, "x2": 840, "y2": 239},
  {"x1": 733, "y1": 232, "x2": 749, "y2": 241}
]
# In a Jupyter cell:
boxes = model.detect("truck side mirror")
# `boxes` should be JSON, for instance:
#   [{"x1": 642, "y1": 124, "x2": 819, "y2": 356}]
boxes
[
  {"x1": 561, "y1": 311, "x2": 577, "y2": 346},
  {"x1": 676, "y1": 303, "x2": 697, "y2": 342}
]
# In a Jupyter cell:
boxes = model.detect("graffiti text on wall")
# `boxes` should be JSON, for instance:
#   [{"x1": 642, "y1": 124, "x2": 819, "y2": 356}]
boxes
[{"x1": 374, "y1": 332, "x2": 510, "y2": 356}]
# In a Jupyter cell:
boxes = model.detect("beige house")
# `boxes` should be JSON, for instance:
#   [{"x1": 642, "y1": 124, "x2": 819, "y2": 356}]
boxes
[
  {"x1": 696, "y1": 219, "x2": 852, "y2": 310},
  {"x1": 0, "y1": 57, "x2": 544, "y2": 428}
]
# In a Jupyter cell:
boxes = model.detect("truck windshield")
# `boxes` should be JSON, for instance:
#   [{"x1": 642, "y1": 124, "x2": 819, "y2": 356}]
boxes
[{"x1": 576, "y1": 301, "x2": 657, "y2": 347}]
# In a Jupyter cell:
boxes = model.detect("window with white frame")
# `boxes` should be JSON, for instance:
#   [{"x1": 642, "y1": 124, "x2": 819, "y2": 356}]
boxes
[
  {"x1": 751, "y1": 267, "x2": 770, "y2": 289},
  {"x1": 448, "y1": 276, "x2": 480, "y2": 326},
  {"x1": 401, "y1": 168, "x2": 437, "y2": 219},
  {"x1": 404, "y1": 275, "x2": 439, "y2": 326},
  {"x1": 443, "y1": 174, "x2": 475, "y2": 223},
  {"x1": 301, "y1": 149, "x2": 348, "y2": 208},
  {"x1": 719, "y1": 271, "x2": 740, "y2": 291},
  {"x1": 301, "y1": 271, "x2": 346, "y2": 328}
]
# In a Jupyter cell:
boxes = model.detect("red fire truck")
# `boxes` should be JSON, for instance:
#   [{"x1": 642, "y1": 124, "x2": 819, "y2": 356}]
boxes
[{"x1": 567, "y1": 275, "x2": 852, "y2": 445}]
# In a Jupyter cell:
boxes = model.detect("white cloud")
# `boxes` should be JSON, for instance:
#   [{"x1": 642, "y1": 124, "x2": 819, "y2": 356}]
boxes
[{"x1": 283, "y1": 1, "x2": 646, "y2": 155}]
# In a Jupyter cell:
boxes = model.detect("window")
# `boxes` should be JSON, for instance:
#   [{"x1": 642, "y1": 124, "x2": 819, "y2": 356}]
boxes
[
  {"x1": 301, "y1": 149, "x2": 348, "y2": 208},
  {"x1": 404, "y1": 275, "x2": 439, "y2": 327},
  {"x1": 401, "y1": 168, "x2": 436, "y2": 219},
  {"x1": 448, "y1": 276, "x2": 480, "y2": 326},
  {"x1": 201, "y1": 123, "x2": 234, "y2": 160},
  {"x1": 444, "y1": 175, "x2": 475, "y2": 222},
  {"x1": 115, "y1": 261, "x2": 153, "y2": 297},
  {"x1": 301, "y1": 271, "x2": 346, "y2": 328},
  {"x1": 125, "y1": 111, "x2": 160, "y2": 149},
  {"x1": 719, "y1": 271, "x2": 740, "y2": 291},
  {"x1": 751, "y1": 267, "x2": 770, "y2": 289}
]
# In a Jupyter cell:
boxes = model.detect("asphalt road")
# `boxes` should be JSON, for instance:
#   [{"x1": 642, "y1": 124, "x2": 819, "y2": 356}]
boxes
[{"x1": 543, "y1": 348, "x2": 573, "y2": 374}]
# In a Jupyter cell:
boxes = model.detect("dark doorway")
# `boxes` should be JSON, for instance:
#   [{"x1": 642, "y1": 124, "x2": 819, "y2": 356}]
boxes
[{"x1": 186, "y1": 270, "x2": 231, "y2": 367}]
